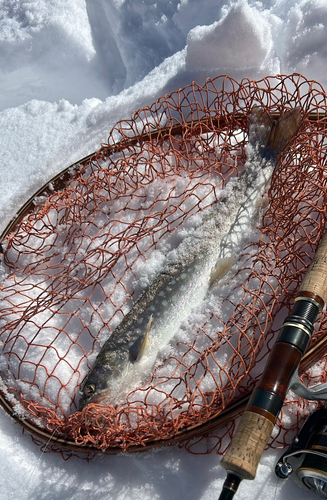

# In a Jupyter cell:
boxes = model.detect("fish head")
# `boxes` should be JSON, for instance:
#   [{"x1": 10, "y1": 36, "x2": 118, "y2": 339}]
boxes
[{"x1": 79, "y1": 347, "x2": 131, "y2": 409}]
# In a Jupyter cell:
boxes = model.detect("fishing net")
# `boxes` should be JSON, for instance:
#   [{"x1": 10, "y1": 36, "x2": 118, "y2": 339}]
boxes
[{"x1": 1, "y1": 73, "x2": 327, "y2": 457}]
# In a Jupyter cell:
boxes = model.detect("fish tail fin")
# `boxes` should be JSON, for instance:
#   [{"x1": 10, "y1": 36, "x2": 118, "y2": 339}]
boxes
[
  {"x1": 249, "y1": 106, "x2": 302, "y2": 162},
  {"x1": 263, "y1": 107, "x2": 302, "y2": 160}
]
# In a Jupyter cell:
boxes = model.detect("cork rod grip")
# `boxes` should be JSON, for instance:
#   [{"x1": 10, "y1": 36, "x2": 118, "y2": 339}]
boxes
[
  {"x1": 298, "y1": 232, "x2": 327, "y2": 303},
  {"x1": 221, "y1": 411, "x2": 274, "y2": 480}
]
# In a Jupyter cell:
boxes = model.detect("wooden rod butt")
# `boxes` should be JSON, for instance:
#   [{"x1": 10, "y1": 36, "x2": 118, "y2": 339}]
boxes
[
  {"x1": 221, "y1": 410, "x2": 275, "y2": 480},
  {"x1": 298, "y1": 232, "x2": 327, "y2": 305}
]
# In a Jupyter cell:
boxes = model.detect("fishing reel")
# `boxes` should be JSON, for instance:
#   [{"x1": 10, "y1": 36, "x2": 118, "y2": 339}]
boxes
[{"x1": 275, "y1": 407, "x2": 327, "y2": 497}]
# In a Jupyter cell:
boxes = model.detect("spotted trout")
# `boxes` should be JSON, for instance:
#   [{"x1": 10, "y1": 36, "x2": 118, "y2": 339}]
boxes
[{"x1": 79, "y1": 107, "x2": 301, "y2": 409}]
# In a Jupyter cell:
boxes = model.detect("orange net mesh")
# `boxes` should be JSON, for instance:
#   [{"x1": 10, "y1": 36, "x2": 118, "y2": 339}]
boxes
[{"x1": 1, "y1": 74, "x2": 327, "y2": 456}]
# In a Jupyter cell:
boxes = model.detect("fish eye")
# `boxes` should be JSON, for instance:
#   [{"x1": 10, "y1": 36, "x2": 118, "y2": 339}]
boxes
[{"x1": 84, "y1": 383, "x2": 96, "y2": 397}]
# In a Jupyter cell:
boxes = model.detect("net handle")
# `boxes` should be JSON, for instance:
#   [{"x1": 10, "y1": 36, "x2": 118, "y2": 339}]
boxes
[{"x1": 298, "y1": 231, "x2": 327, "y2": 305}]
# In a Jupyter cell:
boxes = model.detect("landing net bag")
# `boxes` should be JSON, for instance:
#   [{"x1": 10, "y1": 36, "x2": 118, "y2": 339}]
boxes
[{"x1": 0, "y1": 74, "x2": 327, "y2": 456}]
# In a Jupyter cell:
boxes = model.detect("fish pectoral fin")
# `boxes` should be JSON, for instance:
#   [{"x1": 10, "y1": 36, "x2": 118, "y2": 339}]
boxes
[
  {"x1": 129, "y1": 315, "x2": 152, "y2": 362},
  {"x1": 209, "y1": 256, "x2": 235, "y2": 288}
]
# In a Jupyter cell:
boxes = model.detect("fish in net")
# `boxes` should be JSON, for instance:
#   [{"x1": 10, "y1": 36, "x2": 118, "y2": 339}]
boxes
[{"x1": 0, "y1": 74, "x2": 327, "y2": 456}]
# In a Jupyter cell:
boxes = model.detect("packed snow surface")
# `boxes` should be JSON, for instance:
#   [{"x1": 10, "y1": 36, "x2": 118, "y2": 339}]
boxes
[{"x1": 1, "y1": 0, "x2": 327, "y2": 499}]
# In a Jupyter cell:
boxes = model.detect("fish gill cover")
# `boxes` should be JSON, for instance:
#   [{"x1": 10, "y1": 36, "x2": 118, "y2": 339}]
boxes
[{"x1": 0, "y1": 74, "x2": 327, "y2": 456}]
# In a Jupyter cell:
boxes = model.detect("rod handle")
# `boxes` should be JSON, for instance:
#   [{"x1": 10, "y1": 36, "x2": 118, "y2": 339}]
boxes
[
  {"x1": 221, "y1": 410, "x2": 274, "y2": 480},
  {"x1": 298, "y1": 232, "x2": 327, "y2": 304}
]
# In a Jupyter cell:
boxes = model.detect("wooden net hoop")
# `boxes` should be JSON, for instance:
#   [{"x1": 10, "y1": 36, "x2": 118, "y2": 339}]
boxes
[{"x1": 1, "y1": 74, "x2": 327, "y2": 457}]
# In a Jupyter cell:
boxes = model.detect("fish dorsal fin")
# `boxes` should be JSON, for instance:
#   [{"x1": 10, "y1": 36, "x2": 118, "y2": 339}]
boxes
[{"x1": 129, "y1": 315, "x2": 153, "y2": 362}]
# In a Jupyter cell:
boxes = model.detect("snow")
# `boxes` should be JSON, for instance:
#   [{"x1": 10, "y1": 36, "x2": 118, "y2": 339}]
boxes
[
  {"x1": 0, "y1": 0, "x2": 326, "y2": 498},
  {"x1": 186, "y1": 1, "x2": 273, "y2": 71}
]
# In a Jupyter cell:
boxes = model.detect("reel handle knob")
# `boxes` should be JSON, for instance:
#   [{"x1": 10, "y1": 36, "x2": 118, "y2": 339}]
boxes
[{"x1": 275, "y1": 460, "x2": 293, "y2": 479}]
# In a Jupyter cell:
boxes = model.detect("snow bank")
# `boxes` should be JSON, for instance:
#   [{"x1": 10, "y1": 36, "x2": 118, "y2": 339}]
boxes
[{"x1": 186, "y1": 1, "x2": 272, "y2": 71}]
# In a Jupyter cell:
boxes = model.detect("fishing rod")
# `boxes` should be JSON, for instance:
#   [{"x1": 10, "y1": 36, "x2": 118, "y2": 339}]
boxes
[{"x1": 219, "y1": 230, "x2": 327, "y2": 499}]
